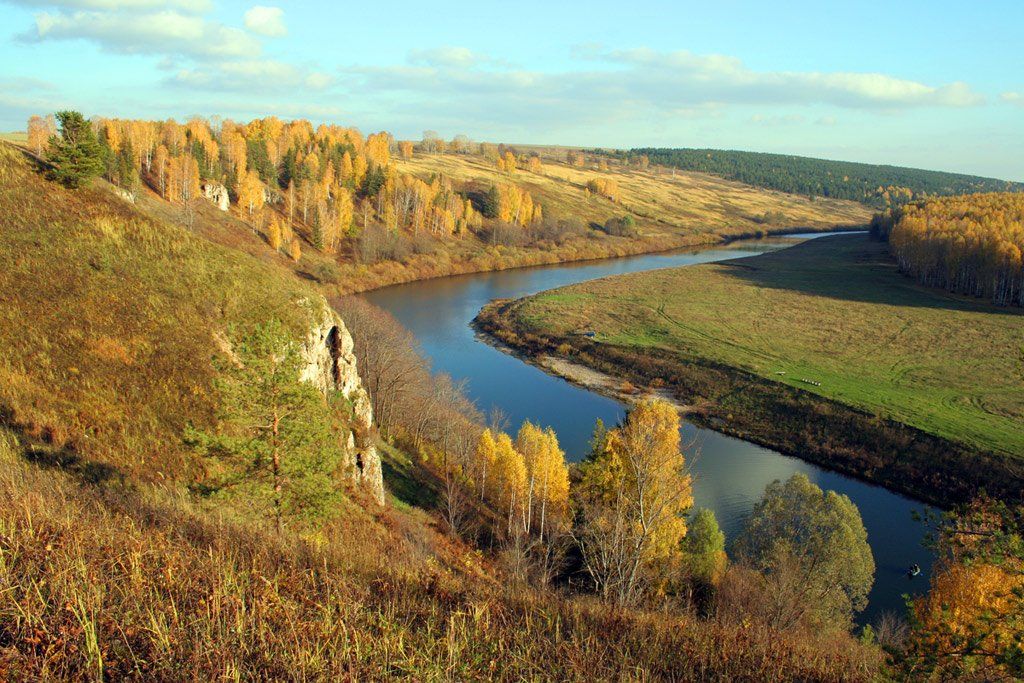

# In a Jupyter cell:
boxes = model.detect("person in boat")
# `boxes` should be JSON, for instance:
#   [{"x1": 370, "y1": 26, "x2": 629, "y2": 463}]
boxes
[{"x1": 907, "y1": 563, "x2": 921, "y2": 577}]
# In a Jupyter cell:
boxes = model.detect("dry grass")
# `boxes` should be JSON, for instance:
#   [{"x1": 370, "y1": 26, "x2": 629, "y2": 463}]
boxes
[
  {"x1": 0, "y1": 430, "x2": 884, "y2": 681},
  {"x1": 0, "y1": 143, "x2": 314, "y2": 480},
  {"x1": 396, "y1": 153, "x2": 868, "y2": 235}
]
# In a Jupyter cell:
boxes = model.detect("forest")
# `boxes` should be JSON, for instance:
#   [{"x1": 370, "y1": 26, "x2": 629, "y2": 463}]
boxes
[
  {"x1": 619, "y1": 147, "x2": 1024, "y2": 205},
  {"x1": 873, "y1": 192, "x2": 1024, "y2": 307}
]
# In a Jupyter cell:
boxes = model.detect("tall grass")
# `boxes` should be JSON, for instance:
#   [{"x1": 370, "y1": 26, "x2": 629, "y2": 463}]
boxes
[{"x1": 0, "y1": 431, "x2": 884, "y2": 681}]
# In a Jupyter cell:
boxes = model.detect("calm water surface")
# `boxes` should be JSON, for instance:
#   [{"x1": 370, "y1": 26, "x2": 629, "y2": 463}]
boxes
[{"x1": 363, "y1": 233, "x2": 932, "y2": 623}]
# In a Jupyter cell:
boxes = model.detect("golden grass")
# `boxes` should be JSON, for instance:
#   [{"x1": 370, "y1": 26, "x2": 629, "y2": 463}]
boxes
[
  {"x1": 395, "y1": 152, "x2": 869, "y2": 236},
  {"x1": 0, "y1": 143, "x2": 315, "y2": 481},
  {"x1": 0, "y1": 430, "x2": 884, "y2": 681}
]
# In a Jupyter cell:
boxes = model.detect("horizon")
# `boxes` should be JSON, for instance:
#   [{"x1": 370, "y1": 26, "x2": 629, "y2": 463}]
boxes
[{"x1": 1, "y1": 0, "x2": 1022, "y2": 182}]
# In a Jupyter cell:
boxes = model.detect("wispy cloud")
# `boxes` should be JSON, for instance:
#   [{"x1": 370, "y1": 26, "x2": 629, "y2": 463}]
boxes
[
  {"x1": 243, "y1": 5, "x2": 285, "y2": 38},
  {"x1": 1000, "y1": 91, "x2": 1024, "y2": 106},
  {"x1": 169, "y1": 59, "x2": 331, "y2": 92},
  {"x1": 22, "y1": 8, "x2": 260, "y2": 59}
]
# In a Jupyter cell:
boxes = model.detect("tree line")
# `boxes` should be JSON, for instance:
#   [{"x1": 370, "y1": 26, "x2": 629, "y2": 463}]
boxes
[
  {"x1": 874, "y1": 192, "x2": 1023, "y2": 307},
  {"x1": 620, "y1": 148, "x2": 1023, "y2": 205}
]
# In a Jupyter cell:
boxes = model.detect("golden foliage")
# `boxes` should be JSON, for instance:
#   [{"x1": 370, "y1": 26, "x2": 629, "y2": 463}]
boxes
[{"x1": 889, "y1": 192, "x2": 1024, "y2": 306}]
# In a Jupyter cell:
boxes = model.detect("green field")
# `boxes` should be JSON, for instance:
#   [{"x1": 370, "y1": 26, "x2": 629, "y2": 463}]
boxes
[{"x1": 512, "y1": 234, "x2": 1024, "y2": 458}]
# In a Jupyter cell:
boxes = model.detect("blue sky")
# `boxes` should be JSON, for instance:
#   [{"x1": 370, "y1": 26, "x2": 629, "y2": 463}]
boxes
[{"x1": 2, "y1": 0, "x2": 1022, "y2": 180}]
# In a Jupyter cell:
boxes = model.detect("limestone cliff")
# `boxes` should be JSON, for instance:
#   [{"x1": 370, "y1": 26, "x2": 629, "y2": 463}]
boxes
[{"x1": 298, "y1": 298, "x2": 385, "y2": 506}]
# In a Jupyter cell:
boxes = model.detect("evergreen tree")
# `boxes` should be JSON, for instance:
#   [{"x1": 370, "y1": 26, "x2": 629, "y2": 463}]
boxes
[
  {"x1": 187, "y1": 319, "x2": 343, "y2": 532},
  {"x1": 46, "y1": 110, "x2": 104, "y2": 188}
]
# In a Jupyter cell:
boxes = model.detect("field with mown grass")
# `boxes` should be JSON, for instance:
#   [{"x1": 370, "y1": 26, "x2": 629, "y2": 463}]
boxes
[{"x1": 482, "y1": 234, "x2": 1024, "y2": 505}]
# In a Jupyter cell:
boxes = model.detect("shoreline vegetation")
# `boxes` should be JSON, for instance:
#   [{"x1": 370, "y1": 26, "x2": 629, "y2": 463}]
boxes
[
  {"x1": 331, "y1": 224, "x2": 866, "y2": 294},
  {"x1": 473, "y1": 235, "x2": 1024, "y2": 509}
]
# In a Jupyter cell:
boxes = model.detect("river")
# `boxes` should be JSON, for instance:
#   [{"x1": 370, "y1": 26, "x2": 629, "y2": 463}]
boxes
[{"x1": 362, "y1": 232, "x2": 932, "y2": 623}]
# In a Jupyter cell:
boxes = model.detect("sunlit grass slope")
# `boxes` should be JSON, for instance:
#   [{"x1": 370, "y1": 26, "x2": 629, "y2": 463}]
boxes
[{"x1": 514, "y1": 234, "x2": 1024, "y2": 457}]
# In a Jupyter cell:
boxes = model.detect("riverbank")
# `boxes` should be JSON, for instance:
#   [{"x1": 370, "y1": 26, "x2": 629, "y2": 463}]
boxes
[
  {"x1": 473, "y1": 235, "x2": 1024, "y2": 509},
  {"x1": 332, "y1": 224, "x2": 866, "y2": 294}
]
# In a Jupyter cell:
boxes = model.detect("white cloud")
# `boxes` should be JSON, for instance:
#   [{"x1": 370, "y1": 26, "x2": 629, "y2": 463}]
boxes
[
  {"x1": 26, "y1": 9, "x2": 261, "y2": 59},
  {"x1": 409, "y1": 46, "x2": 487, "y2": 69},
  {"x1": 169, "y1": 60, "x2": 331, "y2": 92},
  {"x1": 596, "y1": 48, "x2": 984, "y2": 108},
  {"x1": 243, "y1": 5, "x2": 285, "y2": 38},
  {"x1": 1001, "y1": 92, "x2": 1024, "y2": 106},
  {"x1": 348, "y1": 46, "x2": 985, "y2": 119}
]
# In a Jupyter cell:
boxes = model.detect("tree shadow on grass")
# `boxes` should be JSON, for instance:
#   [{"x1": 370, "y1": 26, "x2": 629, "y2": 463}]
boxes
[
  {"x1": 1, "y1": 404, "x2": 122, "y2": 486},
  {"x1": 716, "y1": 234, "x2": 1024, "y2": 316}
]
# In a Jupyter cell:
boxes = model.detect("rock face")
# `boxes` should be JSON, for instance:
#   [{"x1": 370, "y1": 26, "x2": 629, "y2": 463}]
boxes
[
  {"x1": 298, "y1": 298, "x2": 385, "y2": 506},
  {"x1": 202, "y1": 183, "x2": 230, "y2": 212}
]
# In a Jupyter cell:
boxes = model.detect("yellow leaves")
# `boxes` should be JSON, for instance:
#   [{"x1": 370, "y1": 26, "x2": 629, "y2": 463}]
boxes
[
  {"x1": 587, "y1": 178, "x2": 621, "y2": 202},
  {"x1": 352, "y1": 154, "x2": 368, "y2": 188},
  {"x1": 497, "y1": 151, "x2": 517, "y2": 175},
  {"x1": 912, "y1": 560, "x2": 1024, "y2": 679},
  {"x1": 494, "y1": 183, "x2": 538, "y2": 227},
  {"x1": 236, "y1": 169, "x2": 265, "y2": 218},
  {"x1": 365, "y1": 132, "x2": 391, "y2": 167},
  {"x1": 288, "y1": 239, "x2": 301, "y2": 262},
  {"x1": 398, "y1": 141, "x2": 414, "y2": 159},
  {"x1": 267, "y1": 214, "x2": 283, "y2": 251},
  {"x1": 889, "y1": 192, "x2": 1024, "y2": 306}
]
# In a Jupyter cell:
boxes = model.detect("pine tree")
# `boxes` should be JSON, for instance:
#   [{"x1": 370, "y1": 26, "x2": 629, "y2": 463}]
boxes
[
  {"x1": 46, "y1": 110, "x2": 104, "y2": 188},
  {"x1": 186, "y1": 319, "x2": 343, "y2": 532}
]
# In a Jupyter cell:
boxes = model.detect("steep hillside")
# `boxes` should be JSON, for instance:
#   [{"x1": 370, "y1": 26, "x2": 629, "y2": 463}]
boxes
[{"x1": 0, "y1": 142, "x2": 381, "y2": 500}]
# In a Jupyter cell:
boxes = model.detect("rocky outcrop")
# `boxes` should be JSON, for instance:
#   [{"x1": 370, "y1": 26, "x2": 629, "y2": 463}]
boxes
[
  {"x1": 202, "y1": 183, "x2": 230, "y2": 211},
  {"x1": 298, "y1": 298, "x2": 385, "y2": 505}
]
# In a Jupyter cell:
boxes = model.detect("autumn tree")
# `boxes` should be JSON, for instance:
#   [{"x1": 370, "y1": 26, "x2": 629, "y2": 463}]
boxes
[
  {"x1": 289, "y1": 238, "x2": 302, "y2": 262},
  {"x1": 26, "y1": 114, "x2": 56, "y2": 156},
  {"x1": 398, "y1": 140, "x2": 414, "y2": 159},
  {"x1": 186, "y1": 319, "x2": 343, "y2": 533},
  {"x1": 733, "y1": 473, "x2": 874, "y2": 632},
  {"x1": 237, "y1": 168, "x2": 265, "y2": 219},
  {"x1": 573, "y1": 399, "x2": 693, "y2": 604},
  {"x1": 905, "y1": 497, "x2": 1023, "y2": 681},
  {"x1": 492, "y1": 432, "x2": 527, "y2": 537},
  {"x1": 267, "y1": 214, "x2": 283, "y2": 251}
]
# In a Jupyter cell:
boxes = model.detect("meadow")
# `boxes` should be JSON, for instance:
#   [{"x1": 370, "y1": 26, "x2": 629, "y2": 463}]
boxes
[{"x1": 480, "y1": 234, "x2": 1024, "y2": 505}]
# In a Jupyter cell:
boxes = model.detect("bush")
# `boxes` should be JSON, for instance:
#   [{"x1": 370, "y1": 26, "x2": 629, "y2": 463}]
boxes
[
  {"x1": 310, "y1": 260, "x2": 342, "y2": 284},
  {"x1": 602, "y1": 215, "x2": 638, "y2": 237}
]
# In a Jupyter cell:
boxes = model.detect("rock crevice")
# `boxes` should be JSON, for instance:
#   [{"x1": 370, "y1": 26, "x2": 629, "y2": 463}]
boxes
[{"x1": 299, "y1": 298, "x2": 385, "y2": 505}]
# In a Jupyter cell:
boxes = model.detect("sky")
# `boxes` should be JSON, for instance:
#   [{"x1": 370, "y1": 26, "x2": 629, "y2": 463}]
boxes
[{"x1": 1, "y1": 0, "x2": 1022, "y2": 180}]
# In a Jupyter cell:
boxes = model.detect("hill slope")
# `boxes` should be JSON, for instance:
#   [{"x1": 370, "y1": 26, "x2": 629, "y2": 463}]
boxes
[{"x1": 626, "y1": 148, "x2": 1024, "y2": 204}]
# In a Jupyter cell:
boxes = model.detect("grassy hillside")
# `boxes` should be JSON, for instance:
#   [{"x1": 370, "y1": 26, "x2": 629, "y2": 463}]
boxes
[
  {"x1": 114, "y1": 144, "x2": 869, "y2": 295},
  {"x1": 322, "y1": 152, "x2": 868, "y2": 291},
  {"x1": 480, "y1": 234, "x2": 1024, "y2": 505},
  {"x1": 625, "y1": 148, "x2": 1024, "y2": 204},
  {"x1": 394, "y1": 152, "x2": 868, "y2": 234},
  {"x1": 0, "y1": 142, "x2": 318, "y2": 481}
]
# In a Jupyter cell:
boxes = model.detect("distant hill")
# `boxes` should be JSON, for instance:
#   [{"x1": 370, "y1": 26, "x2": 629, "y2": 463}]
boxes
[{"x1": 619, "y1": 148, "x2": 1024, "y2": 205}]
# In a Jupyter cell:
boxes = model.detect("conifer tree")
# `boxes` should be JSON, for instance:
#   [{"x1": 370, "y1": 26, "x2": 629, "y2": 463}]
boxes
[{"x1": 46, "y1": 110, "x2": 104, "y2": 188}]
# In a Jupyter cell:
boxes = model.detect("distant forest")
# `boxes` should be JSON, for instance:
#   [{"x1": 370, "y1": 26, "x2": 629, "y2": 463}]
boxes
[{"x1": 617, "y1": 148, "x2": 1024, "y2": 205}]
